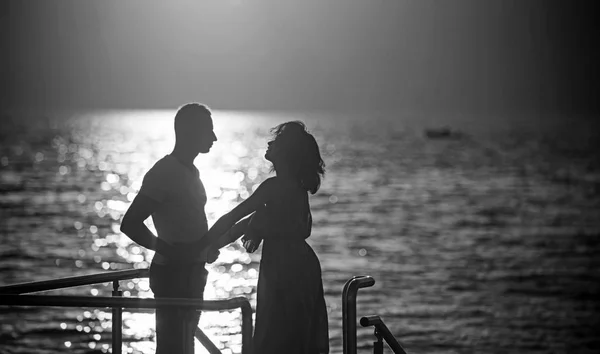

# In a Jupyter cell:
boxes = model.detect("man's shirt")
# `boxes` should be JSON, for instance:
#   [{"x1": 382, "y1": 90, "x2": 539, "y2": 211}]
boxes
[{"x1": 139, "y1": 154, "x2": 208, "y2": 263}]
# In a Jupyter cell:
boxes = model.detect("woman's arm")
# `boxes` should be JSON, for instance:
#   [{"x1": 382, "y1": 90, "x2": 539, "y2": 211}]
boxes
[
  {"x1": 194, "y1": 178, "x2": 276, "y2": 252},
  {"x1": 211, "y1": 216, "x2": 252, "y2": 250}
]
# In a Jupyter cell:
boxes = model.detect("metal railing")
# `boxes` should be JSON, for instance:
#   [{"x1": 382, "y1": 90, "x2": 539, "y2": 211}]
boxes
[
  {"x1": 342, "y1": 275, "x2": 375, "y2": 354},
  {"x1": 342, "y1": 275, "x2": 408, "y2": 354},
  {"x1": 0, "y1": 268, "x2": 150, "y2": 294},
  {"x1": 3, "y1": 271, "x2": 407, "y2": 354},
  {"x1": 0, "y1": 269, "x2": 253, "y2": 354},
  {"x1": 360, "y1": 315, "x2": 407, "y2": 354}
]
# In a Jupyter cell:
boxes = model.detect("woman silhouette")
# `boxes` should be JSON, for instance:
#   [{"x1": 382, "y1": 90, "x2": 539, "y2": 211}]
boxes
[{"x1": 194, "y1": 121, "x2": 329, "y2": 353}]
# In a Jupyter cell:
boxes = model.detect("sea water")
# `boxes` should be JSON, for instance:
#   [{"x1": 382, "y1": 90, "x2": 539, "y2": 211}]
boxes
[{"x1": 0, "y1": 110, "x2": 599, "y2": 353}]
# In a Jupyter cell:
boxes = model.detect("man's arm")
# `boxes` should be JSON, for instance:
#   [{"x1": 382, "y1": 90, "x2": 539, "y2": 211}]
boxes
[{"x1": 120, "y1": 194, "x2": 178, "y2": 258}]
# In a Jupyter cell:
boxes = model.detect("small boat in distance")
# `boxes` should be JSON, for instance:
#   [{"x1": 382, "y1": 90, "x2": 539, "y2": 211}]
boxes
[{"x1": 424, "y1": 126, "x2": 465, "y2": 140}]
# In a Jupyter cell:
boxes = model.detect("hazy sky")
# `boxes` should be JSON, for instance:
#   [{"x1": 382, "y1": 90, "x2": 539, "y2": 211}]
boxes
[{"x1": 2, "y1": 0, "x2": 598, "y2": 114}]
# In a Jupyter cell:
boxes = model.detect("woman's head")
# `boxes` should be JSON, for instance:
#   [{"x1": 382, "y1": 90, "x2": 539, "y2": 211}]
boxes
[{"x1": 265, "y1": 121, "x2": 325, "y2": 194}]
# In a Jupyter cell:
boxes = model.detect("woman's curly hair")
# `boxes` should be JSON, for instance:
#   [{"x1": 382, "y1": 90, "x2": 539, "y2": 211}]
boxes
[{"x1": 269, "y1": 121, "x2": 325, "y2": 194}]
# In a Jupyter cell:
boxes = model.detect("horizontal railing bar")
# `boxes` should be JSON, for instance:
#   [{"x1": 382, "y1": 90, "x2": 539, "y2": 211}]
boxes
[
  {"x1": 1, "y1": 294, "x2": 253, "y2": 354},
  {"x1": 0, "y1": 269, "x2": 150, "y2": 294},
  {"x1": 0, "y1": 294, "x2": 251, "y2": 311},
  {"x1": 360, "y1": 315, "x2": 407, "y2": 354}
]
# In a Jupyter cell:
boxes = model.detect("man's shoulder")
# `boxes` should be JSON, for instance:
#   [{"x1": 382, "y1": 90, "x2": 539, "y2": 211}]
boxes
[
  {"x1": 146, "y1": 155, "x2": 176, "y2": 173},
  {"x1": 142, "y1": 155, "x2": 178, "y2": 181}
]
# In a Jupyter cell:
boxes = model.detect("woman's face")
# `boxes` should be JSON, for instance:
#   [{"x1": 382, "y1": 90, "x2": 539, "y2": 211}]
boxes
[{"x1": 265, "y1": 139, "x2": 281, "y2": 163}]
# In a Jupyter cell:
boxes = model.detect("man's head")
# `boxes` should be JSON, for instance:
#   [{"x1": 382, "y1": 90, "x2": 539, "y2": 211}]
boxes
[{"x1": 174, "y1": 103, "x2": 217, "y2": 155}]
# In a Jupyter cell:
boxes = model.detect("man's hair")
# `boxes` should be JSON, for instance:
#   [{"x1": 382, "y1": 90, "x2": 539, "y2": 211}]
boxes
[{"x1": 174, "y1": 103, "x2": 212, "y2": 136}]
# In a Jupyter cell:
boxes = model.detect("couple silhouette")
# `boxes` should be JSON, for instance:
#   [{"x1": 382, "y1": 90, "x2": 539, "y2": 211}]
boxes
[{"x1": 120, "y1": 103, "x2": 329, "y2": 354}]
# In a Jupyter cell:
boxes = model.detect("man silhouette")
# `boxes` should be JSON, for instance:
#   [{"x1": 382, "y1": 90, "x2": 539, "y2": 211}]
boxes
[{"x1": 121, "y1": 103, "x2": 218, "y2": 354}]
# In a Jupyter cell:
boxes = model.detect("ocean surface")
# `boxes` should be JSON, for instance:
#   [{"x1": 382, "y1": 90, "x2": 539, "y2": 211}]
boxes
[{"x1": 0, "y1": 110, "x2": 599, "y2": 354}]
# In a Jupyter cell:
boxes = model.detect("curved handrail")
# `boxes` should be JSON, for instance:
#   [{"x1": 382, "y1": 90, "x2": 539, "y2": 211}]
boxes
[
  {"x1": 0, "y1": 269, "x2": 150, "y2": 294},
  {"x1": 0, "y1": 294, "x2": 253, "y2": 354},
  {"x1": 342, "y1": 275, "x2": 375, "y2": 354},
  {"x1": 0, "y1": 269, "x2": 253, "y2": 354},
  {"x1": 360, "y1": 315, "x2": 407, "y2": 354}
]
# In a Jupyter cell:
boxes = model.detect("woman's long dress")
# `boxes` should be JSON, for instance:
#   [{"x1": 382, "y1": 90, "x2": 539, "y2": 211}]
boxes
[{"x1": 245, "y1": 189, "x2": 329, "y2": 354}]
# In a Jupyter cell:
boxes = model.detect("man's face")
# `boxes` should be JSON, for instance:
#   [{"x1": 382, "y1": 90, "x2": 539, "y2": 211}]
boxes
[{"x1": 189, "y1": 114, "x2": 217, "y2": 154}]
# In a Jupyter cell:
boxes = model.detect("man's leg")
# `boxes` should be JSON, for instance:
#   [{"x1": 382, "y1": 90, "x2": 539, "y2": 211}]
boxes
[
  {"x1": 154, "y1": 305, "x2": 188, "y2": 353},
  {"x1": 184, "y1": 263, "x2": 208, "y2": 353},
  {"x1": 150, "y1": 262, "x2": 189, "y2": 354},
  {"x1": 150, "y1": 262, "x2": 208, "y2": 354}
]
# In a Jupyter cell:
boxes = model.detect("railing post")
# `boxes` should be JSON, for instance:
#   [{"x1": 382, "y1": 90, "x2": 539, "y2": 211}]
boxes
[
  {"x1": 112, "y1": 280, "x2": 123, "y2": 354},
  {"x1": 373, "y1": 328, "x2": 384, "y2": 354},
  {"x1": 342, "y1": 276, "x2": 375, "y2": 354},
  {"x1": 240, "y1": 301, "x2": 253, "y2": 354}
]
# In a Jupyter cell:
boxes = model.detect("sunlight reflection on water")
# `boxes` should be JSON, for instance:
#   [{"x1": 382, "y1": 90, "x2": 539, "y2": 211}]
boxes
[
  {"x1": 75, "y1": 110, "x2": 274, "y2": 353},
  {"x1": 1, "y1": 110, "x2": 599, "y2": 353}
]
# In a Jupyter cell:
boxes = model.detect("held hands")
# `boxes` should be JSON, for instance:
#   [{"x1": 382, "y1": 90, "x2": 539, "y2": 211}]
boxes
[
  {"x1": 241, "y1": 205, "x2": 266, "y2": 253},
  {"x1": 242, "y1": 236, "x2": 261, "y2": 253}
]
